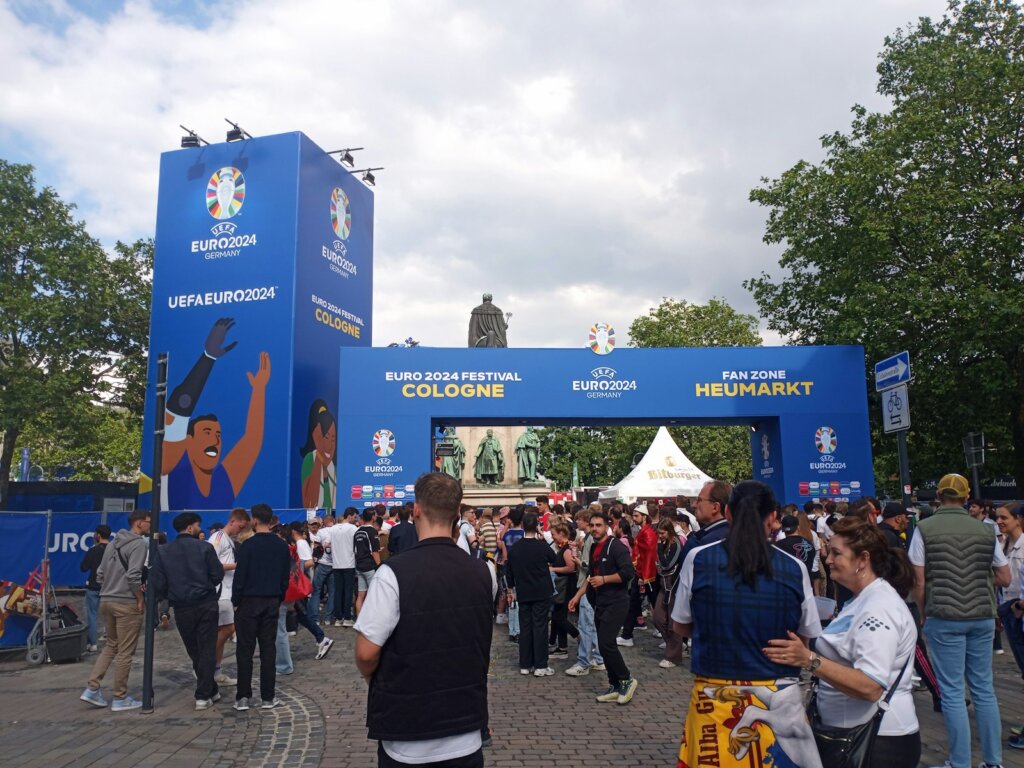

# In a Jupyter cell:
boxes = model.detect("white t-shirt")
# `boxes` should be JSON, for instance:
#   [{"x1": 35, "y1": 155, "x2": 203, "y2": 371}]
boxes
[
  {"x1": 382, "y1": 520, "x2": 396, "y2": 533},
  {"x1": 907, "y1": 527, "x2": 1008, "y2": 568},
  {"x1": 354, "y1": 557, "x2": 497, "y2": 764},
  {"x1": 815, "y1": 515, "x2": 833, "y2": 542},
  {"x1": 312, "y1": 528, "x2": 333, "y2": 567},
  {"x1": 296, "y1": 539, "x2": 314, "y2": 576},
  {"x1": 811, "y1": 530, "x2": 822, "y2": 574},
  {"x1": 208, "y1": 530, "x2": 235, "y2": 602},
  {"x1": 327, "y1": 521, "x2": 357, "y2": 569},
  {"x1": 1003, "y1": 535, "x2": 1024, "y2": 602},
  {"x1": 814, "y1": 577, "x2": 918, "y2": 736},
  {"x1": 670, "y1": 542, "x2": 822, "y2": 640}
]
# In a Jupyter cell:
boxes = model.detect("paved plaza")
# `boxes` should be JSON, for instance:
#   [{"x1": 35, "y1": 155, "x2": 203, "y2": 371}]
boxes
[{"x1": 1, "y1": 605, "x2": 1023, "y2": 768}]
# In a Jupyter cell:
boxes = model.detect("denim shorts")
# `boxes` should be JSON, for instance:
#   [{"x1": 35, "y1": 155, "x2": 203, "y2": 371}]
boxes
[{"x1": 357, "y1": 569, "x2": 376, "y2": 592}]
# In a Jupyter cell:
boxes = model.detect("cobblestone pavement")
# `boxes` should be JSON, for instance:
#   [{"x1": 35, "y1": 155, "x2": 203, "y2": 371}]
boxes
[{"x1": 2, "y1": 608, "x2": 1024, "y2": 768}]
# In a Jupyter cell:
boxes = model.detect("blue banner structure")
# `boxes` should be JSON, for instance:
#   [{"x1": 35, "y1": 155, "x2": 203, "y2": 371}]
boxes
[
  {"x1": 336, "y1": 346, "x2": 876, "y2": 508},
  {"x1": 139, "y1": 132, "x2": 373, "y2": 512}
]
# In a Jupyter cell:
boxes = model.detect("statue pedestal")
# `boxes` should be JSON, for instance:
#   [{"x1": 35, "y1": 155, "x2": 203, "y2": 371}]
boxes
[{"x1": 462, "y1": 483, "x2": 552, "y2": 508}]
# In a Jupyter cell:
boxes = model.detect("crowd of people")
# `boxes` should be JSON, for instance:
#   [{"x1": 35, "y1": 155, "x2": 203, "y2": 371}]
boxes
[{"x1": 73, "y1": 472, "x2": 1022, "y2": 768}]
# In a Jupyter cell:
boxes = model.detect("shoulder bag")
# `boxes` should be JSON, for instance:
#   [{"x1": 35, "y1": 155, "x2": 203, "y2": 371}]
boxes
[{"x1": 806, "y1": 656, "x2": 909, "y2": 768}]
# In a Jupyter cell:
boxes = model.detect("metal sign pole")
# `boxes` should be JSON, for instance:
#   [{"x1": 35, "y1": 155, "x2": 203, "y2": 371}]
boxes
[
  {"x1": 141, "y1": 353, "x2": 168, "y2": 714},
  {"x1": 897, "y1": 432, "x2": 912, "y2": 508}
]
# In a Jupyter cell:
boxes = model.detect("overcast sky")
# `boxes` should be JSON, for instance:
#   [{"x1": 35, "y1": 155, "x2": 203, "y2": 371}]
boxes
[{"x1": 0, "y1": 0, "x2": 948, "y2": 348}]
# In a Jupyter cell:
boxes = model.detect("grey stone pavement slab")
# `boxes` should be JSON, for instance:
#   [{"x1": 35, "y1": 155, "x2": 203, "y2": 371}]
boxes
[{"x1": 2, "y1": 604, "x2": 1023, "y2": 767}]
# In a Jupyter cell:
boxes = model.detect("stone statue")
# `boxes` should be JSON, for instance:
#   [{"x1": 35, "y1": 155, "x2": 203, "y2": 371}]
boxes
[
  {"x1": 514, "y1": 426, "x2": 541, "y2": 483},
  {"x1": 473, "y1": 429, "x2": 505, "y2": 484},
  {"x1": 439, "y1": 426, "x2": 466, "y2": 481},
  {"x1": 468, "y1": 293, "x2": 510, "y2": 348}
]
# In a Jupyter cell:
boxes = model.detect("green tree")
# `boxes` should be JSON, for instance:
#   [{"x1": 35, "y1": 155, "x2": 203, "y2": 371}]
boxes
[
  {"x1": 539, "y1": 298, "x2": 761, "y2": 491},
  {"x1": 0, "y1": 161, "x2": 152, "y2": 506},
  {"x1": 746, "y1": 0, "x2": 1024, "y2": 491}
]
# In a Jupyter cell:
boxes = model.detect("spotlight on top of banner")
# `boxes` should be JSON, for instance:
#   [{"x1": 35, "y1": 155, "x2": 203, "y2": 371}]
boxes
[
  {"x1": 224, "y1": 118, "x2": 253, "y2": 142},
  {"x1": 328, "y1": 148, "x2": 363, "y2": 167},
  {"x1": 179, "y1": 125, "x2": 209, "y2": 149},
  {"x1": 352, "y1": 167, "x2": 384, "y2": 187}
]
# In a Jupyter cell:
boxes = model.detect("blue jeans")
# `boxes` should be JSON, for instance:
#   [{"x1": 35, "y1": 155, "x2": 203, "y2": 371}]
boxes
[
  {"x1": 998, "y1": 600, "x2": 1024, "y2": 680},
  {"x1": 308, "y1": 563, "x2": 334, "y2": 624},
  {"x1": 924, "y1": 617, "x2": 1002, "y2": 768},
  {"x1": 85, "y1": 589, "x2": 100, "y2": 646},
  {"x1": 275, "y1": 605, "x2": 293, "y2": 675},
  {"x1": 575, "y1": 595, "x2": 604, "y2": 668}
]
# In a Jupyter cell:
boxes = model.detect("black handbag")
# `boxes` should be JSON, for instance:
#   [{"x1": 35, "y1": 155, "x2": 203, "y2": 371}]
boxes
[{"x1": 806, "y1": 657, "x2": 909, "y2": 768}]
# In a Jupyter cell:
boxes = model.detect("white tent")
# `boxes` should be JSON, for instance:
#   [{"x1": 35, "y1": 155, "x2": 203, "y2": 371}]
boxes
[{"x1": 599, "y1": 426, "x2": 712, "y2": 500}]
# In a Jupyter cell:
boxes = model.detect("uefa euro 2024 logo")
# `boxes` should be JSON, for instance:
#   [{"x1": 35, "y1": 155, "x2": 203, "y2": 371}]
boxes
[
  {"x1": 815, "y1": 426, "x2": 837, "y2": 454},
  {"x1": 207, "y1": 167, "x2": 245, "y2": 220},
  {"x1": 331, "y1": 187, "x2": 352, "y2": 239},
  {"x1": 373, "y1": 429, "x2": 395, "y2": 458}
]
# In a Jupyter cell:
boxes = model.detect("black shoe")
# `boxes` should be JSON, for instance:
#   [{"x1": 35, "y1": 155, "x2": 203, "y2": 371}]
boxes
[{"x1": 508, "y1": 635, "x2": 518, "y2": 643}]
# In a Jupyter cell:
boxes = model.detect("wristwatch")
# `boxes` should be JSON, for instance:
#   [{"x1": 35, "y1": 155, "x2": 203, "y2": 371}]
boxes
[{"x1": 806, "y1": 653, "x2": 822, "y2": 672}]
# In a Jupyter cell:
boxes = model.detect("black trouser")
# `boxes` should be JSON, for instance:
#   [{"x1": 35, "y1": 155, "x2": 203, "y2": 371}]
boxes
[
  {"x1": 594, "y1": 597, "x2": 630, "y2": 687},
  {"x1": 234, "y1": 596, "x2": 280, "y2": 702},
  {"x1": 549, "y1": 601, "x2": 578, "y2": 649},
  {"x1": 174, "y1": 600, "x2": 220, "y2": 701},
  {"x1": 621, "y1": 580, "x2": 658, "y2": 639},
  {"x1": 377, "y1": 743, "x2": 483, "y2": 767},
  {"x1": 518, "y1": 598, "x2": 551, "y2": 669},
  {"x1": 333, "y1": 568, "x2": 355, "y2": 620},
  {"x1": 868, "y1": 732, "x2": 920, "y2": 768}
]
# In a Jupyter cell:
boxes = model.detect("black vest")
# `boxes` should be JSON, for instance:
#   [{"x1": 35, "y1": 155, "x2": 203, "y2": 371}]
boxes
[{"x1": 366, "y1": 537, "x2": 492, "y2": 741}]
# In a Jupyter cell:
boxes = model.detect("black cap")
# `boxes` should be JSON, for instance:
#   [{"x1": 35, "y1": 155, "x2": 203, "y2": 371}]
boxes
[
  {"x1": 882, "y1": 502, "x2": 906, "y2": 520},
  {"x1": 780, "y1": 515, "x2": 799, "y2": 533}
]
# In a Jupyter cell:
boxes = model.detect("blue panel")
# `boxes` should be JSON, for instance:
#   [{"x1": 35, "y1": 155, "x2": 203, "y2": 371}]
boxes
[
  {"x1": 290, "y1": 136, "x2": 374, "y2": 511},
  {"x1": 336, "y1": 346, "x2": 875, "y2": 506}
]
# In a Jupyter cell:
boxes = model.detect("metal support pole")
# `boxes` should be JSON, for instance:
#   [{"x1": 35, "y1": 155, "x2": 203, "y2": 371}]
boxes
[
  {"x1": 42, "y1": 510, "x2": 53, "y2": 648},
  {"x1": 971, "y1": 465, "x2": 982, "y2": 501},
  {"x1": 897, "y1": 431, "x2": 912, "y2": 508},
  {"x1": 141, "y1": 353, "x2": 168, "y2": 714}
]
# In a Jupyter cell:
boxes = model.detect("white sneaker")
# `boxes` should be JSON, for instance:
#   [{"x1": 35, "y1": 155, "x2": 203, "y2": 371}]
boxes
[
  {"x1": 86, "y1": 644, "x2": 98, "y2": 652},
  {"x1": 995, "y1": 649, "x2": 1005, "y2": 655},
  {"x1": 520, "y1": 668, "x2": 532, "y2": 675},
  {"x1": 230, "y1": 634, "x2": 236, "y2": 643},
  {"x1": 195, "y1": 698, "x2": 214, "y2": 711},
  {"x1": 260, "y1": 697, "x2": 281, "y2": 709},
  {"x1": 658, "y1": 659, "x2": 677, "y2": 669},
  {"x1": 616, "y1": 637, "x2": 634, "y2": 647},
  {"x1": 316, "y1": 637, "x2": 335, "y2": 660},
  {"x1": 658, "y1": 641, "x2": 667, "y2": 649},
  {"x1": 495, "y1": 614, "x2": 508, "y2": 625},
  {"x1": 652, "y1": 629, "x2": 662, "y2": 639},
  {"x1": 533, "y1": 667, "x2": 554, "y2": 677},
  {"x1": 287, "y1": 630, "x2": 296, "y2": 636},
  {"x1": 342, "y1": 619, "x2": 354, "y2": 628},
  {"x1": 564, "y1": 664, "x2": 590, "y2": 676},
  {"x1": 591, "y1": 663, "x2": 606, "y2": 671},
  {"x1": 333, "y1": 620, "x2": 344, "y2": 627},
  {"x1": 214, "y1": 672, "x2": 236, "y2": 685}
]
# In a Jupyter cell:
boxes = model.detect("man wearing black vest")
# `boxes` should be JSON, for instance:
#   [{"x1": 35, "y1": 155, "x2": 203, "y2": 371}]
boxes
[{"x1": 355, "y1": 472, "x2": 494, "y2": 767}]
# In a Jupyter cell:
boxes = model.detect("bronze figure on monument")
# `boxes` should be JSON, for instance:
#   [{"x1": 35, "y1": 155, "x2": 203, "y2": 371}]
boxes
[
  {"x1": 473, "y1": 429, "x2": 505, "y2": 484},
  {"x1": 439, "y1": 426, "x2": 466, "y2": 481},
  {"x1": 514, "y1": 426, "x2": 541, "y2": 483},
  {"x1": 468, "y1": 294, "x2": 511, "y2": 348}
]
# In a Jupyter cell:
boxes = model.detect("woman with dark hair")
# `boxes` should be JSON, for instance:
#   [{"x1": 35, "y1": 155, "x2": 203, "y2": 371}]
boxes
[
  {"x1": 547, "y1": 521, "x2": 580, "y2": 659},
  {"x1": 615, "y1": 517, "x2": 634, "y2": 554},
  {"x1": 284, "y1": 523, "x2": 334, "y2": 662},
  {"x1": 765, "y1": 516, "x2": 920, "y2": 768},
  {"x1": 671, "y1": 480, "x2": 823, "y2": 768},
  {"x1": 300, "y1": 399, "x2": 337, "y2": 510},
  {"x1": 506, "y1": 511, "x2": 559, "y2": 676},
  {"x1": 652, "y1": 517, "x2": 685, "y2": 668}
]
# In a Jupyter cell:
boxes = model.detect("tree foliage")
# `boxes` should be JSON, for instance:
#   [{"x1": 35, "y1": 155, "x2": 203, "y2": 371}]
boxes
[
  {"x1": 747, "y1": 0, "x2": 1024, "y2": 492},
  {"x1": 0, "y1": 161, "x2": 152, "y2": 506},
  {"x1": 538, "y1": 298, "x2": 760, "y2": 491}
]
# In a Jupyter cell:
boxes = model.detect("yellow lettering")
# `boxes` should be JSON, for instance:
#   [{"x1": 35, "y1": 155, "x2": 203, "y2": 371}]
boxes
[
  {"x1": 757, "y1": 382, "x2": 771, "y2": 396},
  {"x1": 478, "y1": 384, "x2": 490, "y2": 397},
  {"x1": 710, "y1": 383, "x2": 724, "y2": 397},
  {"x1": 416, "y1": 384, "x2": 431, "y2": 397},
  {"x1": 802, "y1": 381, "x2": 814, "y2": 394},
  {"x1": 401, "y1": 384, "x2": 414, "y2": 397},
  {"x1": 444, "y1": 383, "x2": 459, "y2": 397},
  {"x1": 740, "y1": 383, "x2": 756, "y2": 396},
  {"x1": 786, "y1": 382, "x2": 800, "y2": 395},
  {"x1": 492, "y1": 383, "x2": 504, "y2": 397},
  {"x1": 695, "y1": 383, "x2": 710, "y2": 397},
  {"x1": 771, "y1": 381, "x2": 785, "y2": 396},
  {"x1": 724, "y1": 383, "x2": 738, "y2": 396}
]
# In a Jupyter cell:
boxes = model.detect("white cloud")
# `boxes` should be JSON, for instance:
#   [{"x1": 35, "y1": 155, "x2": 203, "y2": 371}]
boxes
[{"x1": 0, "y1": 0, "x2": 948, "y2": 349}]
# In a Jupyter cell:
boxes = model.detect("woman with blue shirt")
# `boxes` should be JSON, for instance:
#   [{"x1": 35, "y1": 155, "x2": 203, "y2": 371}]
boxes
[
  {"x1": 672, "y1": 480, "x2": 822, "y2": 768},
  {"x1": 765, "y1": 516, "x2": 919, "y2": 768}
]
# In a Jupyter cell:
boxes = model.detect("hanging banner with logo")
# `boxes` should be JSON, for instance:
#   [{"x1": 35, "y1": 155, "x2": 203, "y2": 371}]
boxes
[
  {"x1": 140, "y1": 132, "x2": 373, "y2": 512},
  {"x1": 337, "y1": 345, "x2": 875, "y2": 505}
]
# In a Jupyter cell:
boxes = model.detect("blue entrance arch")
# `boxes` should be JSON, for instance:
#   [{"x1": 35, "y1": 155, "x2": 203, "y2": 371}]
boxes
[{"x1": 336, "y1": 345, "x2": 874, "y2": 507}]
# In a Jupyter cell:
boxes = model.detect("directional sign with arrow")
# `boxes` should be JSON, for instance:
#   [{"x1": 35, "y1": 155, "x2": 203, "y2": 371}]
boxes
[{"x1": 874, "y1": 351, "x2": 911, "y2": 392}]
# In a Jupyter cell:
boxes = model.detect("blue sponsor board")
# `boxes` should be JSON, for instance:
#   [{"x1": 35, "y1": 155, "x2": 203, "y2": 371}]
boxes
[
  {"x1": 337, "y1": 346, "x2": 875, "y2": 506},
  {"x1": 140, "y1": 132, "x2": 372, "y2": 512}
]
